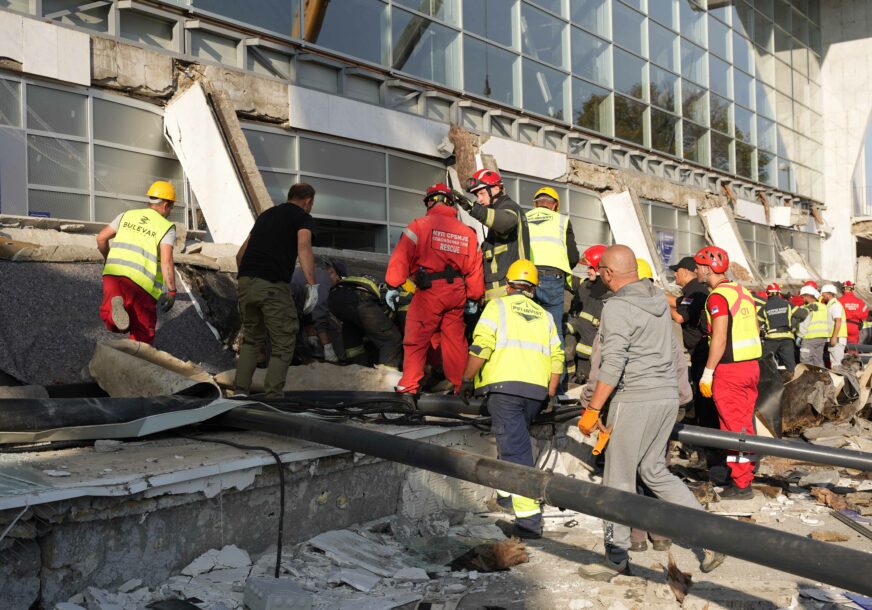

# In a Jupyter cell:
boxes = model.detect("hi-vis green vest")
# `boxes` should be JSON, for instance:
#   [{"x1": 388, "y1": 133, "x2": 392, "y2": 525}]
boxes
[
  {"x1": 470, "y1": 293, "x2": 564, "y2": 400},
  {"x1": 525, "y1": 207, "x2": 571, "y2": 275},
  {"x1": 705, "y1": 281, "x2": 762, "y2": 363},
  {"x1": 801, "y1": 302, "x2": 830, "y2": 339},
  {"x1": 103, "y1": 208, "x2": 174, "y2": 300},
  {"x1": 827, "y1": 300, "x2": 849, "y2": 339}
]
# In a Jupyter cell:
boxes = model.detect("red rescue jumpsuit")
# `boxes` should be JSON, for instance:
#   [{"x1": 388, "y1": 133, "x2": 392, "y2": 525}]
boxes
[
  {"x1": 386, "y1": 203, "x2": 484, "y2": 393},
  {"x1": 839, "y1": 292, "x2": 868, "y2": 346},
  {"x1": 706, "y1": 287, "x2": 759, "y2": 489}
]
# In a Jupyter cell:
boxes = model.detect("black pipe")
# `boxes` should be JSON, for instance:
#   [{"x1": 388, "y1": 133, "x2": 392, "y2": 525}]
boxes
[
  {"x1": 673, "y1": 424, "x2": 872, "y2": 472},
  {"x1": 218, "y1": 407, "x2": 872, "y2": 595}
]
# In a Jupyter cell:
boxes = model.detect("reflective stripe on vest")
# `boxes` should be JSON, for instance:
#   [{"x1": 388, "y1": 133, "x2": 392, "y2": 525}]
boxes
[
  {"x1": 103, "y1": 208, "x2": 173, "y2": 300},
  {"x1": 525, "y1": 208, "x2": 571, "y2": 274},
  {"x1": 802, "y1": 303, "x2": 830, "y2": 339},
  {"x1": 339, "y1": 276, "x2": 381, "y2": 299},
  {"x1": 705, "y1": 282, "x2": 762, "y2": 362},
  {"x1": 828, "y1": 300, "x2": 849, "y2": 339},
  {"x1": 473, "y1": 293, "x2": 562, "y2": 395}
]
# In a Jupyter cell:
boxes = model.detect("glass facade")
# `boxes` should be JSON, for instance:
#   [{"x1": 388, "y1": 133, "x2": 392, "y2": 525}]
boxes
[{"x1": 641, "y1": 201, "x2": 708, "y2": 268}]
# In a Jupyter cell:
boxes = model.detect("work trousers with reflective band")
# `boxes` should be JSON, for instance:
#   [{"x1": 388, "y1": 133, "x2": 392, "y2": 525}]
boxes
[
  {"x1": 235, "y1": 276, "x2": 299, "y2": 398},
  {"x1": 328, "y1": 287, "x2": 402, "y2": 369},
  {"x1": 762, "y1": 338, "x2": 796, "y2": 373},
  {"x1": 601, "y1": 398, "x2": 702, "y2": 564},
  {"x1": 828, "y1": 338, "x2": 847, "y2": 369},
  {"x1": 397, "y1": 279, "x2": 467, "y2": 393},
  {"x1": 712, "y1": 360, "x2": 759, "y2": 489},
  {"x1": 799, "y1": 337, "x2": 826, "y2": 368},
  {"x1": 488, "y1": 392, "x2": 543, "y2": 534},
  {"x1": 100, "y1": 275, "x2": 157, "y2": 344}
]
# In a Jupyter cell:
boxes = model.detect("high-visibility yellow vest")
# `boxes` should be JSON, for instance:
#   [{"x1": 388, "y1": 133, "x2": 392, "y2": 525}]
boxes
[
  {"x1": 827, "y1": 300, "x2": 849, "y2": 339},
  {"x1": 103, "y1": 208, "x2": 174, "y2": 300},
  {"x1": 525, "y1": 207, "x2": 571, "y2": 274},
  {"x1": 705, "y1": 281, "x2": 762, "y2": 363},
  {"x1": 337, "y1": 275, "x2": 381, "y2": 299},
  {"x1": 801, "y1": 302, "x2": 830, "y2": 339},
  {"x1": 470, "y1": 293, "x2": 564, "y2": 399}
]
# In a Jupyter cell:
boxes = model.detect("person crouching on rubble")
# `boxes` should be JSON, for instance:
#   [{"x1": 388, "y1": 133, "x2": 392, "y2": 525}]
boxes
[
  {"x1": 577, "y1": 245, "x2": 724, "y2": 580},
  {"x1": 96, "y1": 180, "x2": 179, "y2": 345}
]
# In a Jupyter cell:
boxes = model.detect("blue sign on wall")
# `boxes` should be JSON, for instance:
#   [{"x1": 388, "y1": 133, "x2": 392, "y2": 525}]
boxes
[{"x1": 656, "y1": 230, "x2": 675, "y2": 266}]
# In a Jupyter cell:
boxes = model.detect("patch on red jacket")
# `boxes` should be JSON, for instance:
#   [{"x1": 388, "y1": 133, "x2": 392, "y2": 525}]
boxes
[{"x1": 431, "y1": 229, "x2": 470, "y2": 255}]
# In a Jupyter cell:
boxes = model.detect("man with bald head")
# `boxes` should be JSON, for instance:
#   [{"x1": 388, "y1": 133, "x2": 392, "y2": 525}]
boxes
[{"x1": 577, "y1": 245, "x2": 723, "y2": 579}]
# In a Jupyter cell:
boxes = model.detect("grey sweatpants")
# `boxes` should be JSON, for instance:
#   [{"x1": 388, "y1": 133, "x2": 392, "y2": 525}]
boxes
[
  {"x1": 799, "y1": 337, "x2": 826, "y2": 367},
  {"x1": 602, "y1": 398, "x2": 703, "y2": 563},
  {"x1": 828, "y1": 339, "x2": 846, "y2": 368}
]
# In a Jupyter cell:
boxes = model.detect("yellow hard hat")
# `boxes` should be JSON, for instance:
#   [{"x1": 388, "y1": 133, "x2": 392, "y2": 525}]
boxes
[
  {"x1": 636, "y1": 258, "x2": 653, "y2": 280},
  {"x1": 533, "y1": 186, "x2": 560, "y2": 211},
  {"x1": 506, "y1": 259, "x2": 539, "y2": 287},
  {"x1": 147, "y1": 180, "x2": 176, "y2": 203}
]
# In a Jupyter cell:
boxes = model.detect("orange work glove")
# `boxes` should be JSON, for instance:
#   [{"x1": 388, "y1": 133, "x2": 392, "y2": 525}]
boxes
[
  {"x1": 699, "y1": 367, "x2": 715, "y2": 398},
  {"x1": 592, "y1": 426, "x2": 612, "y2": 456},
  {"x1": 578, "y1": 407, "x2": 601, "y2": 436}
]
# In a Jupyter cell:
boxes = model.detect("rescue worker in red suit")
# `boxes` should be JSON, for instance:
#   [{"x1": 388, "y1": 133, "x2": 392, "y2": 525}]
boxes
[
  {"x1": 696, "y1": 246, "x2": 762, "y2": 500},
  {"x1": 386, "y1": 184, "x2": 485, "y2": 394},
  {"x1": 839, "y1": 280, "x2": 868, "y2": 347}
]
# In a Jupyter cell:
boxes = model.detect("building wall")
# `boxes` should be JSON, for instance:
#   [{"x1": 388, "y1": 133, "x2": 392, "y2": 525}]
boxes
[{"x1": 821, "y1": 0, "x2": 872, "y2": 280}]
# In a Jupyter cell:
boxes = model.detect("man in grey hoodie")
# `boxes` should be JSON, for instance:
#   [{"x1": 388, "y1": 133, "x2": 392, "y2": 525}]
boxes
[{"x1": 577, "y1": 245, "x2": 724, "y2": 579}]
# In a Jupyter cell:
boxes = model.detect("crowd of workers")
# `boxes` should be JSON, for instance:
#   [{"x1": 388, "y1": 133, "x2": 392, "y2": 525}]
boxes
[{"x1": 96, "y1": 175, "x2": 870, "y2": 581}]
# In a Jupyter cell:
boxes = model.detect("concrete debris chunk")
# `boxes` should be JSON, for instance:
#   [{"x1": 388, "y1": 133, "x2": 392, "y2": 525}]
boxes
[
  {"x1": 799, "y1": 469, "x2": 840, "y2": 488},
  {"x1": 93, "y1": 439, "x2": 123, "y2": 453},
  {"x1": 335, "y1": 591, "x2": 423, "y2": 610},
  {"x1": 42, "y1": 469, "x2": 71, "y2": 477},
  {"x1": 393, "y1": 567, "x2": 430, "y2": 582},
  {"x1": 244, "y1": 576, "x2": 313, "y2": 610},
  {"x1": 216, "y1": 544, "x2": 252, "y2": 569},
  {"x1": 181, "y1": 548, "x2": 220, "y2": 576},
  {"x1": 309, "y1": 529, "x2": 412, "y2": 577},
  {"x1": 338, "y1": 568, "x2": 381, "y2": 592},
  {"x1": 809, "y1": 530, "x2": 850, "y2": 542},
  {"x1": 54, "y1": 604, "x2": 86, "y2": 610},
  {"x1": 116, "y1": 578, "x2": 141, "y2": 593}
]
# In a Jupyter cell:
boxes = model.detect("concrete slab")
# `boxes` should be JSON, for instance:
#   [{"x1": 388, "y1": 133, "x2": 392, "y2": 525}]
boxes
[{"x1": 0, "y1": 12, "x2": 23, "y2": 65}]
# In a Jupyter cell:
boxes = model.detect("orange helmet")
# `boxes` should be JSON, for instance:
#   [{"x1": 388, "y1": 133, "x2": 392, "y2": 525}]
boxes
[
  {"x1": 582, "y1": 244, "x2": 607, "y2": 270},
  {"x1": 694, "y1": 246, "x2": 730, "y2": 274}
]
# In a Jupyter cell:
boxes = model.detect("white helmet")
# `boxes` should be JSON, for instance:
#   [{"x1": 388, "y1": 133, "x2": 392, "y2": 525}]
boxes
[
  {"x1": 820, "y1": 283, "x2": 839, "y2": 295},
  {"x1": 800, "y1": 285, "x2": 820, "y2": 298}
]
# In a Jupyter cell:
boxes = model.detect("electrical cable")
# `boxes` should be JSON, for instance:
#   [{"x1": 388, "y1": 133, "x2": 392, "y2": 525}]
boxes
[{"x1": 181, "y1": 435, "x2": 286, "y2": 579}]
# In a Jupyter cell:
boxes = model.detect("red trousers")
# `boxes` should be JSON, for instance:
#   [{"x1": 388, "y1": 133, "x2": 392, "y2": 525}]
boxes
[
  {"x1": 712, "y1": 360, "x2": 759, "y2": 488},
  {"x1": 397, "y1": 280, "x2": 467, "y2": 393},
  {"x1": 847, "y1": 321, "x2": 860, "y2": 346},
  {"x1": 100, "y1": 275, "x2": 157, "y2": 344}
]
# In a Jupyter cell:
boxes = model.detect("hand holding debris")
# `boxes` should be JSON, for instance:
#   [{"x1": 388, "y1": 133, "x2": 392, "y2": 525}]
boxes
[
  {"x1": 158, "y1": 290, "x2": 176, "y2": 313},
  {"x1": 459, "y1": 379, "x2": 475, "y2": 405},
  {"x1": 303, "y1": 284, "x2": 319, "y2": 315}
]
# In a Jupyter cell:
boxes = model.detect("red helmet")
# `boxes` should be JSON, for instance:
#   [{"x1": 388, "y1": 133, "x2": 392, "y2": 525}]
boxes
[
  {"x1": 582, "y1": 244, "x2": 607, "y2": 270},
  {"x1": 466, "y1": 169, "x2": 502, "y2": 193},
  {"x1": 694, "y1": 246, "x2": 730, "y2": 274},
  {"x1": 423, "y1": 183, "x2": 454, "y2": 206},
  {"x1": 844, "y1": 280, "x2": 855, "y2": 290},
  {"x1": 766, "y1": 283, "x2": 781, "y2": 294},
  {"x1": 803, "y1": 280, "x2": 818, "y2": 289}
]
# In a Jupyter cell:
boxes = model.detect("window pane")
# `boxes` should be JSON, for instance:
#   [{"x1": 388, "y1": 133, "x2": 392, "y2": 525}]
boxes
[
  {"x1": 734, "y1": 69, "x2": 754, "y2": 110},
  {"x1": 572, "y1": 215, "x2": 612, "y2": 247},
  {"x1": 388, "y1": 155, "x2": 443, "y2": 190},
  {"x1": 522, "y1": 59, "x2": 566, "y2": 120},
  {"x1": 94, "y1": 146, "x2": 183, "y2": 200},
  {"x1": 651, "y1": 109, "x2": 678, "y2": 155},
  {"x1": 754, "y1": 12, "x2": 774, "y2": 51},
  {"x1": 680, "y1": 39, "x2": 706, "y2": 85},
  {"x1": 569, "y1": 189, "x2": 606, "y2": 220},
  {"x1": 570, "y1": 0, "x2": 610, "y2": 37},
  {"x1": 735, "y1": 141, "x2": 754, "y2": 179},
  {"x1": 395, "y1": 0, "x2": 459, "y2": 25},
  {"x1": 0, "y1": 79, "x2": 21, "y2": 127},
  {"x1": 678, "y1": 0, "x2": 706, "y2": 47},
  {"x1": 613, "y1": 94, "x2": 645, "y2": 145},
  {"x1": 711, "y1": 132, "x2": 731, "y2": 171},
  {"x1": 733, "y1": 31, "x2": 754, "y2": 74},
  {"x1": 648, "y1": 21, "x2": 677, "y2": 70},
  {"x1": 683, "y1": 121, "x2": 708, "y2": 164},
  {"x1": 307, "y1": 0, "x2": 386, "y2": 65},
  {"x1": 681, "y1": 79, "x2": 707, "y2": 125},
  {"x1": 392, "y1": 8, "x2": 459, "y2": 87},
  {"x1": 27, "y1": 135, "x2": 89, "y2": 189},
  {"x1": 313, "y1": 218, "x2": 387, "y2": 253},
  {"x1": 464, "y1": 0, "x2": 514, "y2": 47},
  {"x1": 193, "y1": 0, "x2": 293, "y2": 36},
  {"x1": 757, "y1": 82, "x2": 775, "y2": 119},
  {"x1": 95, "y1": 196, "x2": 147, "y2": 224},
  {"x1": 302, "y1": 175, "x2": 386, "y2": 221},
  {"x1": 709, "y1": 55, "x2": 731, "y2": 99},
  {"x1": 190, "y1": 31, "x2": 238, "y2": 67},
  {"x1": 247, "y1": 47, "x2": 293, "y2": 80},
  {"x1": 648, "y1": 0, "x2": 674, "y2": 30},
  {"x1": 28, "y1": 189, "x2": 89, "y2": 221},
  {"x1": 708, "y1": 16, "x2": 729, "y2": 59},
  {"x1": 260, "y1": 170, "x2": 297, "y2": 203},
  {"x1": 93, "y1": 99, "x2": 172, "y2": 154},
  {"x1": 521, "y1": 3, "x2": 565, "y2": 68},
  {"x1": 572, "y1": 78, "x2": 611, "y2": 135},
  {"x1": 710, "y1": 94, "x2": 731, "y2": 135},
  {"x1": 613, "y1": 47, "x2": 646, "y2": 100},
  {"x1": 734, "y1": 106, "x2": 754, "y2": 144},
  {"x1": 300, "y1": 138, "x2": 384, "y2": 182},
  {"x1": 45, "y1": 0, "x2": 109, "y2": 32},
  {"x1": 464, "y1": 36, "x2": 518, "y2": 105},
  {"x1": 571, "y1": 28, "x2": 611, "y2": 87},
  {"x1": 757, "y1": 116, "x2": 776, "y2": 152},
  {"x1": 649, "y1": 65, "x2": 678, "y2": 112},
  {"x1": 26, "y1": 85, "x2": 87, "y2": 137},
  {"x1": 758, "y1": 151, "x2": 777, "y2": 185},
  {"x1": 528, "y1": 0, "x2": 562, "y2": 15},
  {"x1": 612, "y1": 2, "x2": 644, "y2": 56},
  {"x1": 120, "y1": 11, "x2": 175, "y2": 51},
  {"x1": 389, "y1": 188, "x2": 425, "y2": 225},
  {"x1": 244, "y1": 129, "x2": 296, "y2": 170}
]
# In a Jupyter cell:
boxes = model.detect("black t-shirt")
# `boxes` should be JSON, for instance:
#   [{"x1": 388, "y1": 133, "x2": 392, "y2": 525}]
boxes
[
  {"x1": 676, "y1": 278, "x2": 709, "y2": 351},
  {"x1": 238, "y1": 203, "x2": 315, "y2": 283}
]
